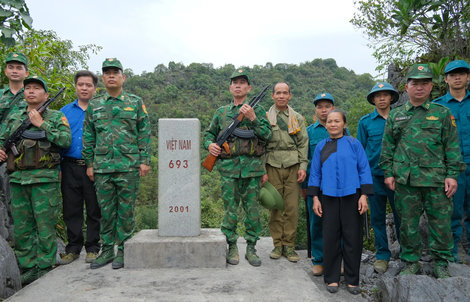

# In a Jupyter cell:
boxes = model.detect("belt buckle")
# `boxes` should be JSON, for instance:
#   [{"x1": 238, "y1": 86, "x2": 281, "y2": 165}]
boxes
[{"x1": 76, "y1": 159, "x2": 86, "y2": 166}]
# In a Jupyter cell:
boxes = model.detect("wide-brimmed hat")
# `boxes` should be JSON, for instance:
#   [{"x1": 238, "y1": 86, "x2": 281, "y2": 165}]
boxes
[{"x1": 366, "y1": 83, "x2": 399, "y2": 105}]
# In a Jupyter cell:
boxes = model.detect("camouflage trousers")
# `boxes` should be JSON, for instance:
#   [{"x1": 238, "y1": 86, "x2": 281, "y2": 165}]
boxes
[
  {"x1": 395, "y1": 182, "x2": 454, "y2": 263},
  {"x1": 220, "y1": 176, "x2": 261, "y2": 245},
  {"x1": 94, "y1": 171, "x2": 140, "y2": 251},
  {"x1": 10, "y1": 182, "x2": 61, "y2": 270}
]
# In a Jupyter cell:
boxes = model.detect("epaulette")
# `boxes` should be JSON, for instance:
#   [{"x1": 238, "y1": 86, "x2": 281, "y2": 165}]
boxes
[
  {"x1": 430, "y1": 102, "x2": 445, "y2": 108},
  {"x1": 306, "y1": 124, "x2": 314, "y2": 130},
  {"x1": 431, "y1": 96, "x2": 444, "y2": 103},
  {"x1": 359, "y1": 113, "x2": 371, "y2": 122}
]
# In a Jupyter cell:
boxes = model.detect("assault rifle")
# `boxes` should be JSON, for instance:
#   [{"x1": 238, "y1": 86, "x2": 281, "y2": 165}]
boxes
[
  {"x1": 1, "y1": 88, "x2": 66, "y2": 157},
  {"x1": 202, "y1": 85, "x2": 269, "y2": 172}
]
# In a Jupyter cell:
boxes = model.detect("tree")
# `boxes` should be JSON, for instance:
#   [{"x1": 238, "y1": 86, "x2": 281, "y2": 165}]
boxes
[
  {"x1": 0, "y1": 29, "x2": 102, "y2": 108},
  {"x1": 351, "y1": 0, "x2": 470, "y2": 72},
  {"x1": 0, "y1": 0, "x2": 32, "y2": 47}
]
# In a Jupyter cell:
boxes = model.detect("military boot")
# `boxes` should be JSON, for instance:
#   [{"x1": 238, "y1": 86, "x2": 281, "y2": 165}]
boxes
[
  {"x1": 434, "y1": 261, "x2": 451, "y2": 279},
  {"x1": 90, "y1": 248, "x2": 115, "y2": 269},
  {"x1": 245, "y1": 243, "x2": 261, "y2": 267},
  {"x1": 20, "y1": 267, "x2": 38, "y2": 286},
  {"x1": 399, "y1": 261, "x2": 420, "y2": 276},
  {"x1": 283, "y1": 245, "x2": 300, "y2": 262},
  {"x1": 36, "y1": 267, "x2": 52, "y2": 279},
  {"x1": 227, "y1": 243, "x2": 239, "y2": 265},
  {"x1": 112, "y1": 249, "x2": 124, "y2": 269}
]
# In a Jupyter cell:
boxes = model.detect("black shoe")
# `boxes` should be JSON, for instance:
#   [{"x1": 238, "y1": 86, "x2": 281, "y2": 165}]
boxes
[
  {"x1": 347, "y1": 286, "x2": 360, "y2": 295},
  {"x1": 326, "y1": 284, "x2": 338, "y2": 293}
]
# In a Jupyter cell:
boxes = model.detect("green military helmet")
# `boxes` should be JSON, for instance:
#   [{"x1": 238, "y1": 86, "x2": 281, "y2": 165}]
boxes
[
  {"x1": 406, "y1": 64, "x2": 433, "y2": 80},
  {"x1": 367, "y1": 83, "x2": 399, "y2": 105},
  {"x1": 5, "y1": 52, "x2": 28, "y2": 67},
  {"x1": 24, "y1": 76, "x2": 48, "y2": 92},
  {"x1": 314, "y1": 92, "x2": 335, "y2": 106},
  {"x1": 259, "y1": 181, "x2": 284, "y2": 210},
  {"x1": 444, "y1": 60, "x2": 470, "y2": 74},
  {"x1": 230, "y1": 68, "x2": 251, "y2": 85},
  {"x1": 102, "y1": 58, "x2": 123, "y2": 71}
]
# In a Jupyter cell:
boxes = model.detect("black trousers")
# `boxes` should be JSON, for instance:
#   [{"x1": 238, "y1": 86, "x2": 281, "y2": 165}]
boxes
[
  {"x1": 61, "y1": 158, "x2": 101, "y2": 254},
  {"x1": 322, "y1": 190, "x2": 363, "y2": 285}
]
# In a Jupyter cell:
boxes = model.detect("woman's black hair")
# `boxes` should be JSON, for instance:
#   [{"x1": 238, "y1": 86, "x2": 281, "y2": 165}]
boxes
[{"x1": 327, "y1": 109, "x2": 348, "y2": 136}]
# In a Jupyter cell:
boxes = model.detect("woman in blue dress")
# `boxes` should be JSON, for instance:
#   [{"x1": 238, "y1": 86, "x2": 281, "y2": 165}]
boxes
[{"x1": 307, "y1": 110, "x2": 373, "y2": 295}]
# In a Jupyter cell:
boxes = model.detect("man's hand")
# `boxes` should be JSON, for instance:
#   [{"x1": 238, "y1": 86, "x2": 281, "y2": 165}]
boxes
[
  {"x1": 87, "y1": 167, "x2": 94, "y2": 182},
  {"x1": 313, "y1": 196, "x2": 322, "y2": 217},
  {"x1": 384, "y1": 176, "x2": 396, "y2": 191},
  {"x1": 239, "y1": 104, "x2": 256, "y2": 121},
  {"x1": 0, "y1": 150, "x2": 7, "y2": 162},
  {"x1": 297, "y1": 169, "x2": 306, "y2": 183},
  {"x1": 29, "y1": 109, "x2": 44, "y2": 128},
  {"x1": 208, "y1": 143, "x2": 221, "y2": 157},
  {"x1": 358, "y1": 195, "x2": 368, "y2": 215},
  {"x1": 140, "y1": 164, "x2": 151, "y2": 177},
  {"x1": 444, "y1": 178, "x2": 458, "y2": 198},
  {"x1": 261, "y1": 174, "x2": 268, "y2": 186}
]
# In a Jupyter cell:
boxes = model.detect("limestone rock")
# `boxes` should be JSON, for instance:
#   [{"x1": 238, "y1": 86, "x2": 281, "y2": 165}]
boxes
[
  {"x1": 377, "y1": 275, "x2": 470, "y2": 302},
  {"x1": 0, "y1": 236, "x2": 21, "y2": 299}
]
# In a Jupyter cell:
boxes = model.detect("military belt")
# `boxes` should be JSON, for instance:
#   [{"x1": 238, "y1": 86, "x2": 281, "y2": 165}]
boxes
[{"x1": 63, "y1": 156, "x2": 86, "y2": 166}]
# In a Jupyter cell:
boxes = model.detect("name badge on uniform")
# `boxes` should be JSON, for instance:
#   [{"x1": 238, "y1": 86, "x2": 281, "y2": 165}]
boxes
[
  {"x1": 93, "y1": 106, "x2": 104, "y2": 111},
  {"x1": 395, "y1": 116, "x2": 408, "y2": 121}
]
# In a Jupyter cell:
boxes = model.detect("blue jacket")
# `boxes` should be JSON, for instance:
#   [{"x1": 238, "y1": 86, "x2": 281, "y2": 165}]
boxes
[
  {"x1": 357, "y1": 109, "x2": 386, "y2": 176},
  {"x1": 433, "y1": 90, "x2": 470, "y2": 164},
  {"x1": 305, "y1": 121, "x2": 351, "y2": 176},
  {"x1": 307, "y1": 136, "x2": 374, "y2": 197}
]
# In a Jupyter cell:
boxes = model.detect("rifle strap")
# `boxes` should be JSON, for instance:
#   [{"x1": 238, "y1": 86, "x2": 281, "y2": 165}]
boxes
[
  {"x1": 1, "y1": 92, "x2": 23, "y2": 124},
  {"x1": 276, "y1": 115, "x2": 297, "y2": 148}
]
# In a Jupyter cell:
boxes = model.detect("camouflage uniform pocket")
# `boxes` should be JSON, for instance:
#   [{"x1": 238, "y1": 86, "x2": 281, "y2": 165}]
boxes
[
  {"x1": 92, "y1": 114, "x2": 108, "y2": 132},
  {"x1": 419, "y1": 158, "x2": 445, "y2": 184}
]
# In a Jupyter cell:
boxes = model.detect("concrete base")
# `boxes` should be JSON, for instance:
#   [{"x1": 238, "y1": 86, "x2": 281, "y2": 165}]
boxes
[{"x1": 124, "y1": 228, "x2": 226, "y2": 269}]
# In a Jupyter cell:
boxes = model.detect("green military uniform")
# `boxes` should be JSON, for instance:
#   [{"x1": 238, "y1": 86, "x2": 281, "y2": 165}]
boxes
[
  {"x1": 82, "y1": 59, "x2": 151, "y2": 260},
  {"x1": 0, "y1": 76, "x2": 71, "y2": 277},
  {"x1": 0, "y1": 52, "x2": 29, "y2": 123},
  {"x1": 203, "y1": 75, "x2": 272, "y2": 246},
  {"x1": 265, "y1": 107, "x2": 308, "y2": 248},
  {"x1": 379, "y1": 65, "x2": 466, "y2": 268},
  {"x1": 0, "y1": 86, "x2": 27, "y2": 124}
]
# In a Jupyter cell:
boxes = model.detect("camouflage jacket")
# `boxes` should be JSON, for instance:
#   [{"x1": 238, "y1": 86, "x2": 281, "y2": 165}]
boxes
[
  {"x1": 0, "y1": 85, "x2": 27, "y2": 124},
  {"x1": 82, "y1": 91, "x2": 152, "y2": 173},
  {"x1": 203, "y1": 99, "x2": 273, "y2": 178},
  {"x1": 379, "y1": 100, "x2": 466, "y2": 187},
  {"x1": 0, "y1": 108, "x2": 71, "y2": 184}
]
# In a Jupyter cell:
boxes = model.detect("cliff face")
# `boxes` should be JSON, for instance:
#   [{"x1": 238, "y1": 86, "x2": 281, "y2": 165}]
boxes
[
  {"x1": 388, "y1": 63, "x2": 409, "y2": 108},
  {"x1": 0, "y1": 164, "x2": 21, "y2": 299}
]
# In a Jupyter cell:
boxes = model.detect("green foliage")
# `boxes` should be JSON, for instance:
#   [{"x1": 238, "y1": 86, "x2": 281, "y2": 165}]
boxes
[
  {"x1": 0, "y1": 29, "x2": 102, "y2": 108},
  {"x1": 351, "y1": 0, "x2": 470, "y2": 73},
  {"x1": 135, "y1": 205, "x2": 159, "y2": 231},
  {"x1": 428, "y1": 56, "x2": 451, "y2": 99},
  {"x1": 0, "y1": 0, "x2": 32, "y2": 47}
]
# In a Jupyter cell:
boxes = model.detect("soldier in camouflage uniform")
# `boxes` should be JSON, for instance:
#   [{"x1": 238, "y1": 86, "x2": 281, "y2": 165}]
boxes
[
  {"x1": 379, "y1": 64, "x2": 466, "y2": 278},
  {"x1": 82, "y1": 58, "x2": 151, "y2": 270},
  {"x1": 0, "y1": 52, "x2": 29, "y2": 124},
  {"x1": 0, "y1": 53, "x2": 29, "y2": 225},
  {"x1": 203, "y1": 69, "x2": 272, "y2": 266},
  {"x1": 0, "y1": 76, "x2": 71, "y2": 285}
]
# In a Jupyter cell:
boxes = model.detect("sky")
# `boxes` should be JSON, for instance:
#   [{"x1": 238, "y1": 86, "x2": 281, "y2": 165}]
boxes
[{"x1": 27, "y1": 0, "x2": 379, "y2": 77}]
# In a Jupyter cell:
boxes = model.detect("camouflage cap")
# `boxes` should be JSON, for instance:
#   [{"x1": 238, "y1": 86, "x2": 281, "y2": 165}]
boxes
[
  {"x1": 5, "y1": 52, "x2": 28, "y2": 67},
  {"x1": 406, "y1": 64, "x2": 433, "y2": 80},
  {"x1": 24, "y1": 76, "x2": 48, "y2": 92},
  {"x1": 102, "y1": 58, "x2": 123, "y2": 71},
  {"x1": 230, "y1": 68, "x2": 251, "y2": 85},
  {"x1": 367, "y1": 83, "x2": 399, "y2": 105},
  {"x1": 314, "y1": 92, "x2": 335, "y2": 106},
  {"x1": 444, "y1": 60, "x2": 470, "y2": 74}
]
